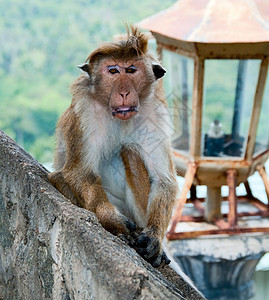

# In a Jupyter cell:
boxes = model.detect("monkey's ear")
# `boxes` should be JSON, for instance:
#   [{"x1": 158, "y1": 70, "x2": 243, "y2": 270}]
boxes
[
  {"x1": 152, "y1": 63, "x2": 166, "y2": 79},
  {"x1": 77, "y1": 63, "x2": 90, "y2": 75}
]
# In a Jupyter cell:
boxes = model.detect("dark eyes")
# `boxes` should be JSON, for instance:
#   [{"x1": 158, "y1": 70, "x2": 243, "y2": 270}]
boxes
[
  {"x1": 126, "y1": 66, "x2": 137, "y2": 73},
  {"x1": 108, "y1": 66, "x2": 120, "y2": 74},
  {"x1": 108, "y1": 65, "x2": 137, "y2": 74}
]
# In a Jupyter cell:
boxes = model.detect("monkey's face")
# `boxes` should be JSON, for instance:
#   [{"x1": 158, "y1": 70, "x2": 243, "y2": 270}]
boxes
[
  {"x1": 101, "y1": 58, "x2": 154, "y2": 121},
  {"x1": 80, "y1": 57, "x2": 166, "y2": 121}
]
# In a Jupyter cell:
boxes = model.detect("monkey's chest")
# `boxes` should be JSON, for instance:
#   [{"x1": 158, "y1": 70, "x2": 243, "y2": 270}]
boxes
[
  {"x1": 99, "y1": 154, "x2": 138, "y2": 218},
  {"x1": 100, "y1": 154, "x2": 126, "y2": 201}
]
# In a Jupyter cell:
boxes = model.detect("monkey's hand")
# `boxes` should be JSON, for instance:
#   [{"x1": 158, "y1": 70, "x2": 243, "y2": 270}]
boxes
[
  {"x1": 118, "y1": 226, "x2": 142, "y2": 248},
  {"x1": 103, "y1": 212, "x2": 138, "y2": 238},
  {"x1": 134, "y1": 229, "x2": 170, "y2": 268}
]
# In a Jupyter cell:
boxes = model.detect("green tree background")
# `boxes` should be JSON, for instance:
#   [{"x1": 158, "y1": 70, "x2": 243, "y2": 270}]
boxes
[
  {"x1": 2, "y1": 0, "x2": 269, "y2": 164},
  {"x1": 0, "y1": 0, "x2": 175, "y2": 163}
]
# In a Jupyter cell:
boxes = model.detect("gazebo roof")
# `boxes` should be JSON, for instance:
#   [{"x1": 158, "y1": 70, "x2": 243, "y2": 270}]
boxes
[
  {"x1": 138, "y1": 0, "x2": 269, "y2": 43},
  {"x1": 138, "y1": 0, "x2": 269, "y2": 58}
]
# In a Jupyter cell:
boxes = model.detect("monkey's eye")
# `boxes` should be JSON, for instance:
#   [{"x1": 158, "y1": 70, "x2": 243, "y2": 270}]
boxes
[
  {"x1": 108, "y1": 66, "x2": 120, "y2": 74},
  {"x1": 126, "y1": 66, "x2": 137, "y2": 74}
]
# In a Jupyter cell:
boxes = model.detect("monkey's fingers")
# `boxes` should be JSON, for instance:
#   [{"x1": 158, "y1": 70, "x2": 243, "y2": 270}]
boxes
[
  {"x1": 135, "y1": 232, "x2": 161, "y2": 260},
  {"x1": 118, "y1": 225, "x2": 142, "y2": 247},
  {"x1": 122, "y1": 215, "x2": 137, "y2": 233},
  {"x1": 149, "y1": 250, "x2": 171, "y2": 268}
]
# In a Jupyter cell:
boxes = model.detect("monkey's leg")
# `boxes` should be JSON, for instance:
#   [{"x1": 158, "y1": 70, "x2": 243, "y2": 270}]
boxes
[
  {"x1": 49, "y1": 170, "x2": 136, "y2": 235},
  {"x1": 82, "y1": 180, "x2": 137, "y2": 235},
  {"x1": 135, "y1": 179, "x2": 178, "y2": 267},
  {"x1": 121, "y1": 148, "x2": 177, "y2": 267}
]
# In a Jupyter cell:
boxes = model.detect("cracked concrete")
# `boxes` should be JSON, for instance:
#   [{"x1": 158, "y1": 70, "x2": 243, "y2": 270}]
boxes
[{"x1": 0, "y1": 130, "x2": 205, "y2": 300}]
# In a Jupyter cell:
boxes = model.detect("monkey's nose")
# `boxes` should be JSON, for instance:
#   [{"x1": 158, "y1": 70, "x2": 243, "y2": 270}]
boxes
[{"x1": 119, "y1": 91, "x2": 130, "y2": 101}]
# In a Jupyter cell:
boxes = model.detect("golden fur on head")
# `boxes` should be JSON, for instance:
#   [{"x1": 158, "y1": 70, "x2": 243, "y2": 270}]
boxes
[{"x1": 85, "y1": 25, "x2": 148, "y2": 64}]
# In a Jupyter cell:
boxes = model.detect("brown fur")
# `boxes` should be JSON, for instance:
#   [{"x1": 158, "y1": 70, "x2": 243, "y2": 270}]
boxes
[
  {"x1": 49, "y1": 26, "x2": 178, "y2": 267},
  {"x1": 121, "y1": 147, "x2": 150, "y2": 215}
]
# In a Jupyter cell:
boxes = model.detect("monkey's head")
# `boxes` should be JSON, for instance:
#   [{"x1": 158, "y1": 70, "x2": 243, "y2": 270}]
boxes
[{"x1": 77, "y1": 26, "x2": 166, "y2": 121}]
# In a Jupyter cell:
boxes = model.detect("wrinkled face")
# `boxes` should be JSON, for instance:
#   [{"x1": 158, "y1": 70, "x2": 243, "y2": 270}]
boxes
[
  {"x1": 101, "y1": 58, "x2": 155, "y2": 120},
  {"x1": 83, "y1": 57, "x2": 166, "y2": 121}
]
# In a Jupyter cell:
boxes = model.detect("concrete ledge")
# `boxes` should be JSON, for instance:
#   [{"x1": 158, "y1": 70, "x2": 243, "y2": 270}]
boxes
[{"x1": 0, "y1": 130, "x2": 204, "y2": 300}]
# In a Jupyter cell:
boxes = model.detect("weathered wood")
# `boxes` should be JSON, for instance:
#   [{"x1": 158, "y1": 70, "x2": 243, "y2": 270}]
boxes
[
  {"x1": 167, "y1": 163, "x2": 197, "y2": 237},
  {"x1": 190, "y1": 57, "x2": 204, "y2": 159},
  {"x1": 227, "y1": 169, "x2": 238, "y2": 228},
  {"x1": 206, "y1": 186, "x2": 222, "y2": 222},
  {"x1": 168, "y1": 227, "x2": 269, "y2": 240},
  {"x1": 245, "y1": 59, "x2": 269, "y2": 161},
  {"x1": 257, "y1": 165, "x2": 269, "y2": 211}
]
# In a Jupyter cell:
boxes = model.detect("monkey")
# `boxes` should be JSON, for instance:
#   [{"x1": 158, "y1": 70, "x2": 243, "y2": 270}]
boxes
[{"x1": 48, "y1": 26, "x2": 178, "y2": 267}]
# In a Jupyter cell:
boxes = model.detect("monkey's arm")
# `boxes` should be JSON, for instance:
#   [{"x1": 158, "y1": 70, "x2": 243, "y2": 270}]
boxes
[
  {"x1": 49, "y1": 168, "x2": 136, "y2": 235},
  {"x1": 49, "y1": 108, "x2": 137, "y2": 236}
]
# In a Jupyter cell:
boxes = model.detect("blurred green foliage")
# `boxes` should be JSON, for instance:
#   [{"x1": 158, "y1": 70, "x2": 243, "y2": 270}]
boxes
[
  {"x1": 0, "y1": 0, "x2": 175, "y2": 163},
  {"x1": 2, "y1": 0, "x2": 268, "y2": 163}
]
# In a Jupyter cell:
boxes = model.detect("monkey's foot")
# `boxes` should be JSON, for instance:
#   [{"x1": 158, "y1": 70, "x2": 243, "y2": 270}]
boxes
[
  {"x1": 122, "y1": 215, "x2": 137, "y2": 233},
  {"x1": 134, "y1": 231, "x2": 170, "y2": 268},
  {"x1": 118, "y1": 227, "x2": 142, "y2": 247}
]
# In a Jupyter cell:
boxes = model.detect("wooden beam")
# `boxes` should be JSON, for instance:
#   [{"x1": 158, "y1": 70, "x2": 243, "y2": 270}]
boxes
[
  {"x1": 190, "y1": 57, "x2": 204, "y2": 159},
  {"x1": 257, "y1": 165, "x2": 269, "y2": 211},
  {"x1": 167, "y1": 162, "x2": 197, "y2": 238},
  {"x1": 245, "y1": 59, "x2": 269, "y2": 161},
  {"x1": 244, "y1": 180, "x2": 254, "y2": 199},
  {"x1": 167, "y1": 227, "x2": 269, "y2": 240},
  {"x1": 227, "y1": 169, "x2": 238, "y2": 228}
]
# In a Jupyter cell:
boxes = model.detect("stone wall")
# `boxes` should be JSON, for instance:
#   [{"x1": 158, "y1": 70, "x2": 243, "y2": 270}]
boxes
[{"x1": 0, "y1": 130, "x2": 204, "y2": 300}]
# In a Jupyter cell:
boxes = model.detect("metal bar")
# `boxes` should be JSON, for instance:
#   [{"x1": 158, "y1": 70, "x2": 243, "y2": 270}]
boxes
[
  {"x1": 257, "y1": 165, "x2": 269, "y2": 211},
  {"x1": 167, "y1": 227, "x2": 269, "y2": 240},
  {"x1": 227, "y1": 169, "x2": 238, "y2": 228},
  {"x1": 245, "y1": 59, "x2": 269, "y2": 161},
  {"x1": 190, "y1": 57, "x2": 204, "y2": 159},
  {"x1": 167, "y1": 162, "x2": 197, "y2": 238}
]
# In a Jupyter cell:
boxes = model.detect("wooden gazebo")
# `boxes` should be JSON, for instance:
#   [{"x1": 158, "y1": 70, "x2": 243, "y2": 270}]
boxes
[{"x1": 138, "y1": 0, "x2": 269, "y2": 239}]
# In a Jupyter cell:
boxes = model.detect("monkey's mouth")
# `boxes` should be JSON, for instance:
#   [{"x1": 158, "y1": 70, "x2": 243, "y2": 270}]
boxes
[{"x1": 112, "y1": 106, "x2": 139, "y2": 120}]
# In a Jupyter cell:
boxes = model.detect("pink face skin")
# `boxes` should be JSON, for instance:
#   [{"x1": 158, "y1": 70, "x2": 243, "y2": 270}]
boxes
[{"x1": 98, "y1": 59, "x2": 152, "y2": 121}]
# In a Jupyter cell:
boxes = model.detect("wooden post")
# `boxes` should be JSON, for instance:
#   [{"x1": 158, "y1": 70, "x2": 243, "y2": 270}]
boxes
[
  {"x1": 206, "y1": 186, "x2": 222, "y2": 222},
  {"x1": 167, "y1": 162, "x2": 197, "y2": 238},
  {"x1": 257, "y1": 165, "x2": 269, "y2": 211},
  {"x1": 227, "y1": 169, "x2": 238, "y2": 228},
  {"x1": 190, "y1": 57, "x2": 204, "y2": 159},
  {"x1": 245, "y1": 59, "x2": 269, "y2": 161}
]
